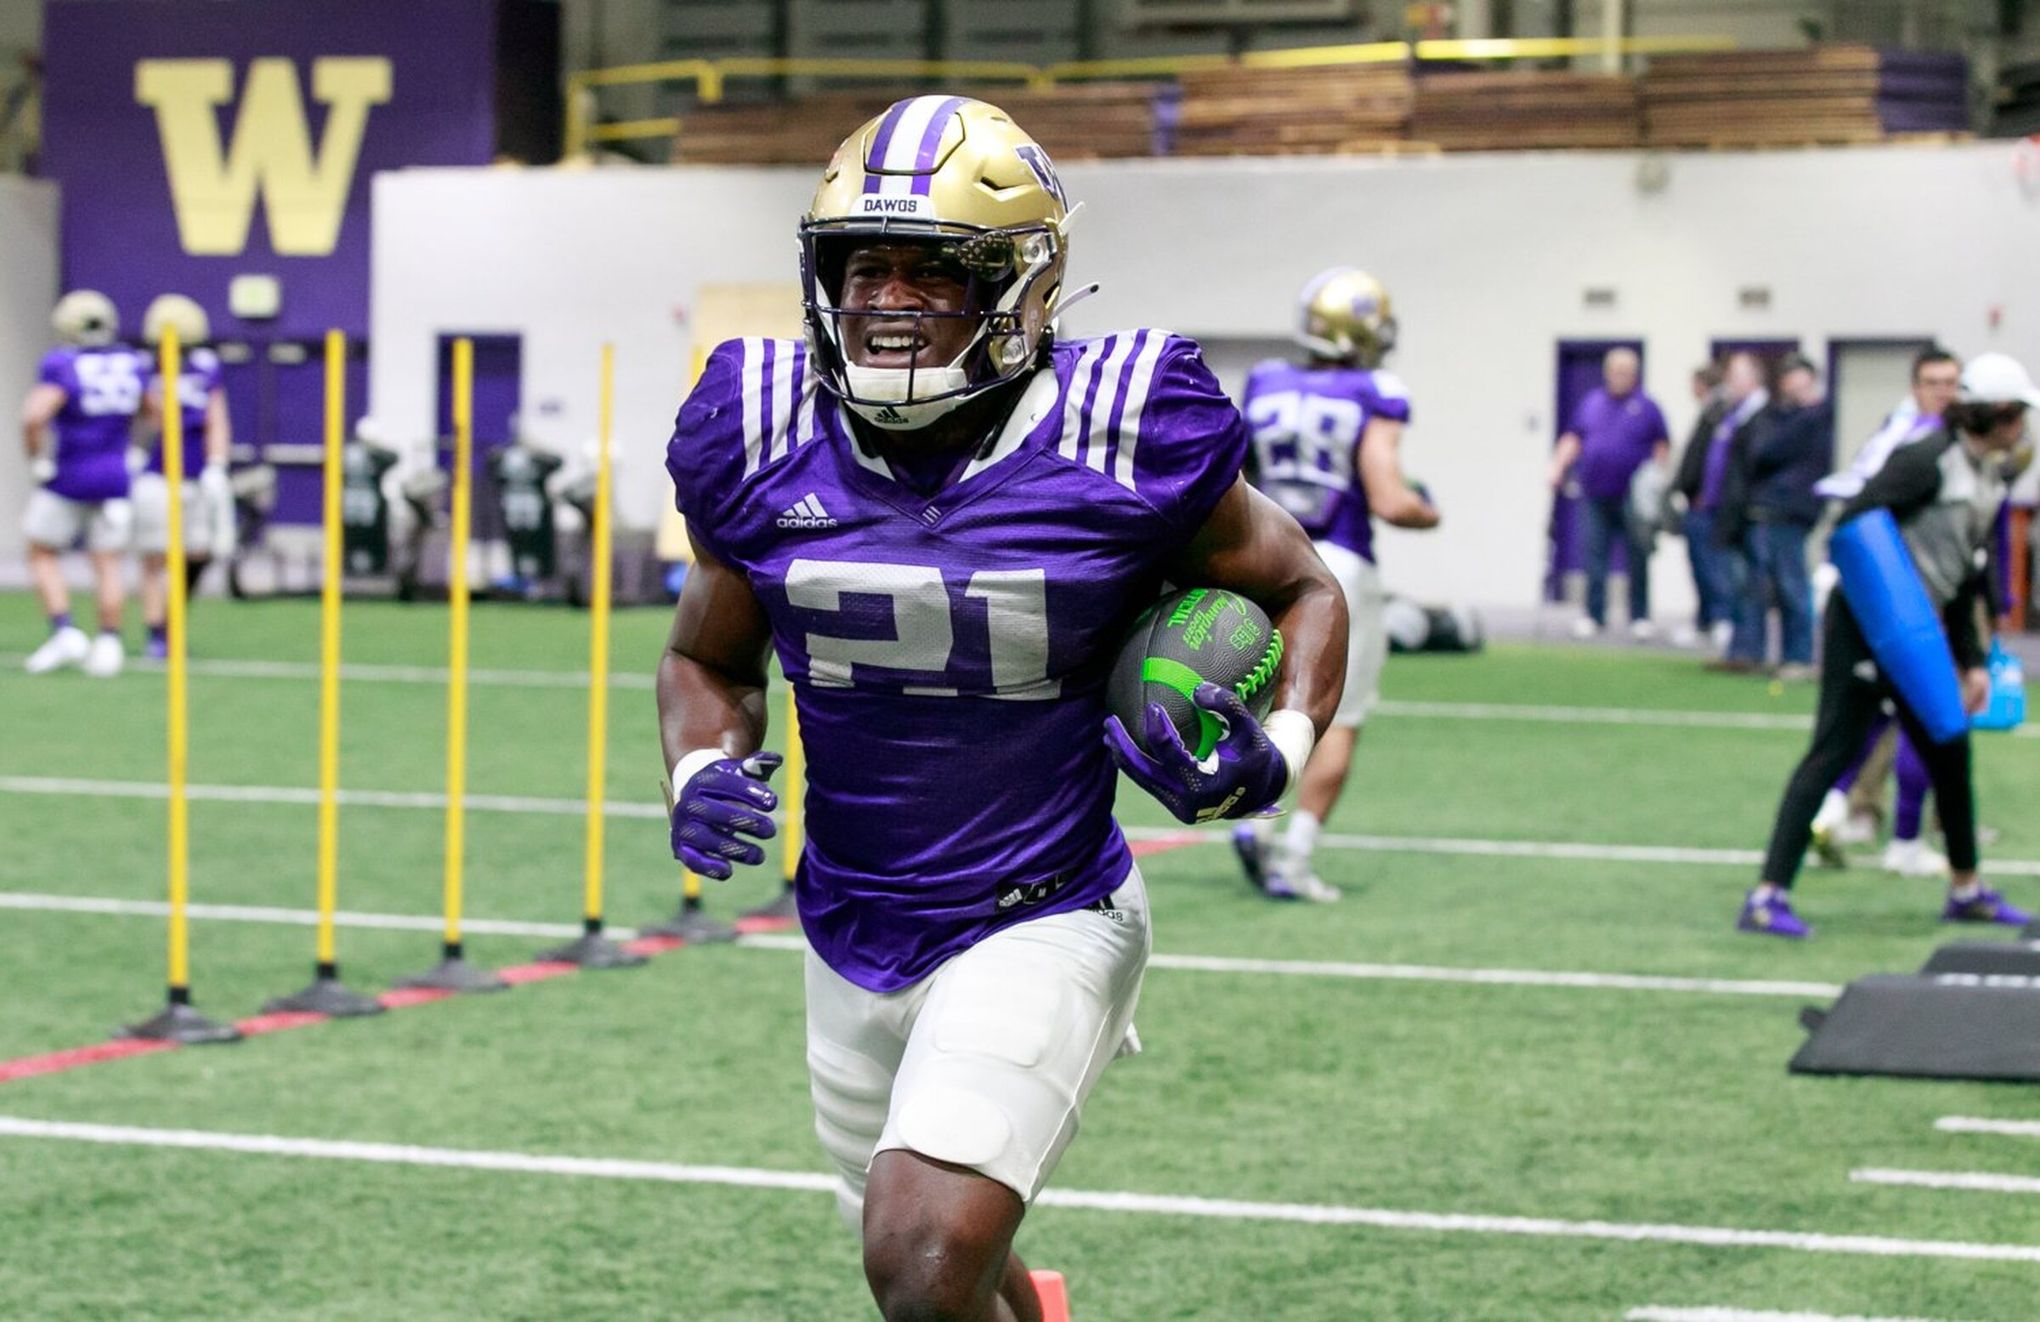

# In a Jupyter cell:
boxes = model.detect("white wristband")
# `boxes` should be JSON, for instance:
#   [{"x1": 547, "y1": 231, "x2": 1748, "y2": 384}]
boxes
[
  {"x1": 1262, "y1": 709, "x2": 1317, "y2": 798},
  {"x1": 669, "y1": 748, "x2": 727, "y2": 795}
]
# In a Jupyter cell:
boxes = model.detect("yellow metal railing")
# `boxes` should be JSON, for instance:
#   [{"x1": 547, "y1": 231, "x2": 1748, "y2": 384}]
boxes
[{"x1": 562, "y1": 34, "x2": 1737, "y2": 156}]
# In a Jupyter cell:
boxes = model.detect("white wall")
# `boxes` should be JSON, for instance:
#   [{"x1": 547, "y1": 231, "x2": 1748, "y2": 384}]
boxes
[
  {"x1": 371, "y1": 142, "x2": 2040, "y2": 609},
  {"x1": 0, "y1": 175, "x2": 60, "y2": 570}
]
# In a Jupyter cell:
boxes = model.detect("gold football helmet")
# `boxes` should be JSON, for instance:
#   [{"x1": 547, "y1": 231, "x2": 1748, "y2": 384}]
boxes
[
  {"x1": 1296, "y1": 268, "x2": 1396, "y2": 367},
  {"x1": 801, "y1": 96, "x2": 1072, "y2": 429},
  {"x1": 52, "y1": 290, "x2": 119, "y2": 348},
  {"x1": 142, "y1": 293, "x2": 211, "y2": 347}
]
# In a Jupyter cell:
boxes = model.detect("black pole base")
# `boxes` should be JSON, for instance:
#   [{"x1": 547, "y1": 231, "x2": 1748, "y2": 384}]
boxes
[
  {"x1": 118, "y1": 1000, "x2": 242, "y2": 1045},
  {"x1": 736, "y1": 886, "x2": 800, "y2": 930},
  {"x1": 263, "y1": 975, "x2": 386, "y2": 1017},
  {"x1": 640, "y1": 899, "x2": 738, "y2": 944},
  {"x1": 536, "y1": 930, "x2": 647, "y2": 969},
  {"x1": 395, "y1": 950, "x2": 508, "y2": 994}
]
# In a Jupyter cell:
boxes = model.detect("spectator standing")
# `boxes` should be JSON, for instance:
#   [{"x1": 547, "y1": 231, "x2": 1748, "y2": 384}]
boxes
[
  {"x1": 1726, "y1": 354, "x2": 1831, "y2": 677},
  {"x1": 1672, "y1": 362, "x2": 1728, "y2": 647},
  {"x1": 1550, "y1": 347, "x2": 1671, "y2": 639},
  {"x1": 1689, "y1": 352, "x2": 1769, "y2": 665}
]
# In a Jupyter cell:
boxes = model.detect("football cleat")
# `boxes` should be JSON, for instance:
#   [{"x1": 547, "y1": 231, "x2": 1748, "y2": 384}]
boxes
[
  {"x1": 84, "y1": 632, "x2": 124, "y2": 678},
  {"x1": 1230, "y1": 822, "x2": 1269, "y2": 892},
  {"x1": 1882, "y1": 838, "x2": 1948, "y2": 878},
  {"x1": 25, "y1": 625, "x2": 90, "y2": 674},
  {"x1": 1737, "y1": 888, "x2": 1811, "y2": 939},
  {"x1": 1942, "y1": 888, "x2": 2031, "y2": 927},
  {"x1": 1265, "y1": 869, "x2": 1342, "y2": 904}
]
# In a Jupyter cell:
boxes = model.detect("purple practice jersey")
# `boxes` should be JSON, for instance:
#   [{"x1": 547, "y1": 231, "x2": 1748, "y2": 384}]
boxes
[
  {"x1": 39, "y1": 345, "x2": 146, "y2": 502},
  {"x1": 145, "y1": 346, "x2": 223, "y2": 478},
  {"x1": 668, "y1": 331, "x2": 1247, "y2": 993},
  {"x1": 1240, "y1": 359, "x2": 1411, "y2": 564}
]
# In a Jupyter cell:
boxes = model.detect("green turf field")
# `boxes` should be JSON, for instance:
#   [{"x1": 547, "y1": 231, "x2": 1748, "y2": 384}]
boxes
[{"x1": 2, "y1": 591, "x2": 2038, "y2": 1320}]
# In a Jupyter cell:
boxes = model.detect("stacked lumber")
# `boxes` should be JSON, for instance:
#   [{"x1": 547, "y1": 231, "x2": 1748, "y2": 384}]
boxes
[
  {"x1": 671, "y1": 84, "x2": 1160, "y2": 166},
  {"x1": 1172, "y1": 64, "x2": 1413, "y2": 156},
  {"x1": 1642, "y1": 46, "x2": 1969, "y2": 148},
  {"x1": 1410, "y1": 70, "x2": 1640, "y2": 151}
]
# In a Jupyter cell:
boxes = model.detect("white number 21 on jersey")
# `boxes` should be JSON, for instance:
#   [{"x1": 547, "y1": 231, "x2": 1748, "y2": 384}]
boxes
[{"x1": 785, "y1": 559, "x2": 1059, "y2": 699}]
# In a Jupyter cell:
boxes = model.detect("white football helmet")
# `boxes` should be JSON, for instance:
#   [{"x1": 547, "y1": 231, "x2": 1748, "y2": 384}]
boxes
[
  {"x1": 143, "y1": 293, "x2": 211, "y2": 347},
  {"x1": 52, "y1": 290, "x2": 120, "y2": 348}
]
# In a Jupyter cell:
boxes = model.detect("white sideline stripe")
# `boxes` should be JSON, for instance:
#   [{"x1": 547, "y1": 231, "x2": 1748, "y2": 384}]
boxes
[
  {"x1": 0, "y1": 891, "x2": 587, "y2": 940},
  {"x1": 12, "y1": 774, "x2": 2040, "y2": 878},
  {"x1": 1936, "y1": 1117, "x2": 2040, "y2": 1139},
  {"x1": 0, "y1": 891, "x2": 1841, "y2": 999},
  {"x1": 8, "y1": 654, "x2": 2035, "y2": 741},
  {"x1": 1628, "y1": 1309, "x2": 1965, "y2": 1322},
  {"x1": 4, "y1": 1117, "x2": 2040, "y2": 1265},
  {"x1": 1851, "y1": 1169, "x2": 2040, "y2": 1195}
]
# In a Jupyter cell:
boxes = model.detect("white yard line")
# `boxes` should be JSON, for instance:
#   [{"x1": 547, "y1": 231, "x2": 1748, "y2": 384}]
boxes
[
  {"x1": 0, "y1": 890, "x2": 1840, "y2": 999},
  {"x1": 21, "y1": 651, "x2": 2040, "y2": 741},
  {"x1": 1936, "y1": 1117, "x2": 2040, "y2": 1140},
  {"x1": 1627, "y1": 1309, "x2": 1966, "y2": 1322},
  {"x1": 11, "y1": 773, "x2": 2040, "y2": 876},
  {"x1": 1851, "y1": 1169, "x2": 2040, "y2": 1196},
  {"x1": 3, "y1": 1116, "x2": 2038, "y2": 1264}
]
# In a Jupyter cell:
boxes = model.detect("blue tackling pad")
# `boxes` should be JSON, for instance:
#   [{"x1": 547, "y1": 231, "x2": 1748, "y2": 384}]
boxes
[{"x1": 1829, "y1": 509, "x2": 1968, "y2": 744}]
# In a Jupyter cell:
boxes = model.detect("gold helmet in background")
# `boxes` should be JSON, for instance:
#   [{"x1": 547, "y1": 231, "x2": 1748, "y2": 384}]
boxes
[
  {"x1": 801, "y1": 95, "x2": 1073, "y2": 429},
  {"x1": 1296, "y1": 268, "x2": 1396, "y2": 368},
  {"x1": 52, "y1": 290, "x2": 119, "y2": 348},
  {"x1": 142, "y1": 293, "x2": 211, "y2": 347}
]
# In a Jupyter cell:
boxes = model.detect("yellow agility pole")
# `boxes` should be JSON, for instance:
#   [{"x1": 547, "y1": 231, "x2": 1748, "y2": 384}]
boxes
[
  {"x1": 266, "y1": 332, "x2": 383, "y2": 1016},
  {"x1": 539, "y1": 345, "x2": 643, "y2": 967},
  {"x1": 399, "y1": 337, "x2": 506, "y2": 992},
  {"x1": 121, "y1": 323, "x2": 238, "y2": 1044}
]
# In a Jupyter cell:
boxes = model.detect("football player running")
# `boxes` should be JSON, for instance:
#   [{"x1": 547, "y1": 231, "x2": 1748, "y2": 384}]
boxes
[
  {"x1": 134, "y1": 294, "x2": 234, "y2": 660},
  {"x1": 21, "y1": 291, "x2": 146, "y2": 677},
  {"x1": 658, "y1": 98, "x2": 1346, "y2": 1322},
  {"x1": 1231, "y1": 269, "x2": 1439, "y2": 902}
]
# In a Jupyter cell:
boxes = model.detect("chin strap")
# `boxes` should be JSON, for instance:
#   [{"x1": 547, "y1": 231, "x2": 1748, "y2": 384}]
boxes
[{"x1": 1047, "y1": 282, "x2": 1101, "y2": 329}]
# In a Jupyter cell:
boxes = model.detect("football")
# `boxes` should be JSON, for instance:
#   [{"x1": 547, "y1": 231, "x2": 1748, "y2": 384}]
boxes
[{"x1": 1107, "y1": 587, "x2": 1284, "y2": 758}]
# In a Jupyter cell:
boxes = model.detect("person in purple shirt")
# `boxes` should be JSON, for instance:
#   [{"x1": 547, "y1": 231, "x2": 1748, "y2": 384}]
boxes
[
  {"x1": 1549, "y1": 347, "x2": 1670, "y2": 639},
  {"x1": 1231, "y1": 267, "x2": 1439, "y2": 903},
  {"x1": 657, "y1": 98, "x2": 1346, "y2": 1322},
  {"x1": 135, "y1": 294, "x2": 234, "y2": 660},
  {"x1": 21, "y1": 291, "x2": 144, "y2": 678}
]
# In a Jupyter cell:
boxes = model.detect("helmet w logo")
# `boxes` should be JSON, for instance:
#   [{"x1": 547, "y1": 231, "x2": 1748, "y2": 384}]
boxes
[
  {"x1": 1013, "y1": 144, "x2": 1068, "y2": 211},
  {"x1": 136, "y1": 57, "x2": 393, "y2": 257}
]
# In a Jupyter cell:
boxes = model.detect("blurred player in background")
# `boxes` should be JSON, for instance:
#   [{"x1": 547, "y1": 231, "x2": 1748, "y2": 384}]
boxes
[
  {"x1": 134, "y1": 294, "x2": 232, "y2": 659},
  {"x1": 1231, "y1": 268, "x2": 1437, "y2": 903},
  {"x1": 658, "y1": 97, "x2": 1345, "y2": 1322},
  {"x1": 20, "y1": 290, "x2": 144, "y2": 676},
  {"x1": 1806, "y1": 347, "x2": 1963, "y2": 860},
  {"x1": 1741, "y1": 352, "x2": 2037, "y2": 939}
]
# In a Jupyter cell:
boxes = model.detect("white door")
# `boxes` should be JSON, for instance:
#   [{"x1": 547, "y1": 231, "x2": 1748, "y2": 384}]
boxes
[{"x1": 1830, "y1": 340, "x2": 1932, "y2": 471}]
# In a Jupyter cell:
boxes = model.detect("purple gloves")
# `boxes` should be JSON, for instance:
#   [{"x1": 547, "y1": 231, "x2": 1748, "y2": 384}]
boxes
[
  {"x1": 1104, "y1": 683, "x2": 1288, "y2": 824},
  {"x1": 669, "y1": 751, "x2": 782, "y2": 879}
]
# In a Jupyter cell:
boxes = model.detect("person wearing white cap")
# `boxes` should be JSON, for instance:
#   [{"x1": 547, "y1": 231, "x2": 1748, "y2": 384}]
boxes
[{"x1": 1740, "y1": 351, "x2": 2037, "y2": 939}]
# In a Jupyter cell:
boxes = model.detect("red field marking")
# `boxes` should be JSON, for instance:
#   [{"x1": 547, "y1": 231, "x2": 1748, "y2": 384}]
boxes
[
  {"x1": 377, "y1": 987, "x2": 458, "y2": 1010},
  {"x1": 734, "y1": 915, "x2": 798, "y2": 935},
  {"x1": 497, "y1": 961, "x2": 578, "y2": 987},
  {"x1": 622, "y1": 935, "x2": 685, "y2": 957},
  {"x1": 0, "y1": 1038, "x2": 176, "y2": 1084},
  {"x1": 235, "y1": 1011, "x2": 330, "y2": 1037},
  {"x1": 1129, "y1": 832, "x2": 1203, "y2": 858}
]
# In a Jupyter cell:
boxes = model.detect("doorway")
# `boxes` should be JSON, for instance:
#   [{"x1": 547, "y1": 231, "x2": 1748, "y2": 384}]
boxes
[{"x1": 1546, "y1": 338, "x2": 1644, "y2": 603}]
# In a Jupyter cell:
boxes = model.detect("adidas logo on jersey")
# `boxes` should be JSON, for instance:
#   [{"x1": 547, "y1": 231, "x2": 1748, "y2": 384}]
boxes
[{"x1": 776, "y1": 494, "x2": 839, "y2": 529}]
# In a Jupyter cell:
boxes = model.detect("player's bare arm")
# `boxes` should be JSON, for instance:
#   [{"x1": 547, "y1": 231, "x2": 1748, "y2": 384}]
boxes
[
  {"x1": 1171, "y1": 476, "x2": 1348, "y2": 737},
  {"x1": 655, "y1": 532, "x2": 782, "y2": 880},
  {"x1": 22, "y1": 383, "x2": 63, "y2": 463},
  {"x1": 1357, "y1": 416, "x2": 1439, "y2": 528},
  {"x1": 657, "y1": 532, "x2": 774, "y2": 771}
]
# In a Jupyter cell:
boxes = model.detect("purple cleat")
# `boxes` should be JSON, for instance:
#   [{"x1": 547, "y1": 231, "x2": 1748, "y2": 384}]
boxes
[
  {"x1": 1738, "y1": 888, "x2": 1812, "y2": 939},
  {"x1": 1942, "y1": 887, "x2": 2031, "y2": 927},
  {"x1": 1231, "y1": 823, "x2": 1268, "y2": 893},
  {"x1": 145, "y1": 636, "x2": 169, "y2": 661}
]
